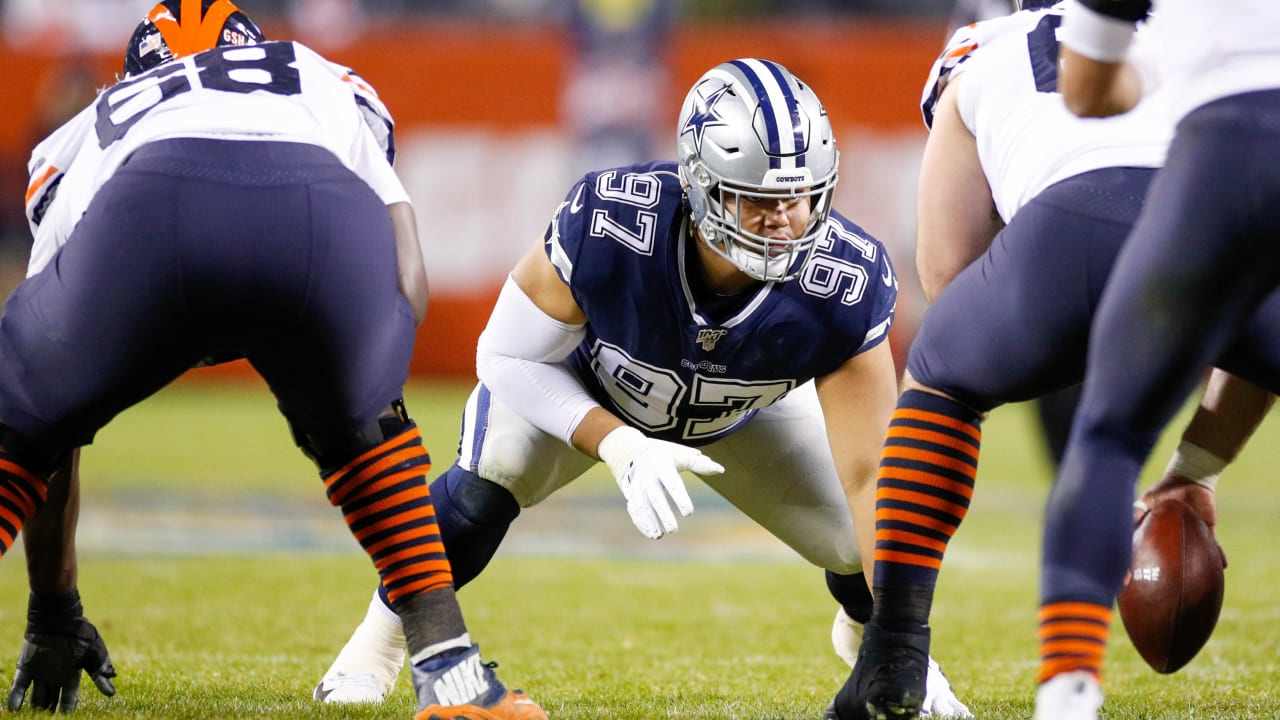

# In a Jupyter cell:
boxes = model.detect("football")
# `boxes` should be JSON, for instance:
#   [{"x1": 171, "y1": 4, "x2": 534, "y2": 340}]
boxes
[{"x1": 1118, "y1": 498, "x2": 1226, "y2": 673}]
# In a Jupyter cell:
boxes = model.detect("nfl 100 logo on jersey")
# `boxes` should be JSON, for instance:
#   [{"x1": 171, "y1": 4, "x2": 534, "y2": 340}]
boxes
[{"x1": 695, "y1": 328, "x2": 727, "y2": 351}]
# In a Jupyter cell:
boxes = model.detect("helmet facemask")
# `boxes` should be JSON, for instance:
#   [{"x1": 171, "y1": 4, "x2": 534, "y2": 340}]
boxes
[{"x1": 682, "y1": 154, "x2": 838, "y2": 282}]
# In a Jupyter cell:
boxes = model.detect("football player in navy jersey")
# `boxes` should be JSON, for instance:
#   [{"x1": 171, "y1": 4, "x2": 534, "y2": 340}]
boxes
[{"x1": 314, "y1": 59, "x2": 971, "y2": 718}]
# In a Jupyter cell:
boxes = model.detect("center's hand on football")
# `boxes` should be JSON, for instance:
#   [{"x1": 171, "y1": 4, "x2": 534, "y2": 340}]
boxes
[
  {"x1": 597, "y1": 426, "x2": 724, "y2": 539},
  {"x1": 6, "y1": 593, "x2": 117, "y2": 714},
  {"x1": 1136, "y1": 474, "x2": 1225, "y2": 568}
]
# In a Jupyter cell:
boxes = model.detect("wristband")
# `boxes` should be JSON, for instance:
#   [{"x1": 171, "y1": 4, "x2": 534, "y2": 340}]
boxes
[
  {"x1": 27, "y1": 589, "x2": 84, "y2": 633},
  {"x1": 1163, "y1": 440, "x2": 1226, "y2": 492},
  {"x1": 1060, "y1": 0, "x2": 1138, "y2": 62}
]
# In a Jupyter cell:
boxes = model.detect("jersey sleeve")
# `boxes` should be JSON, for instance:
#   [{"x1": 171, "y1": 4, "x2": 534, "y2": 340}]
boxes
[
  {"x1": 818, "y1": 217, "x2": 898, "y2": 373},
  {"x1": 349, "y1": 118, "x2": 410, "y2": 206},
  {"x1": 921, "y1": 22, "x2": 988, "y2": 129},
  {"x1": 542, "y1": 176, "x2": 592, "y2": 293},
  {"x1": 25, "y1": 157, "x2": 87, "y2": 277},
  {"x1": 25, "y1": 103, "x2": 95, "y2": 239},
  {"x1": 326, "y1": 59, "x2": 396, "y2": 165},
  {"x1": 857, "y1": 248, "x2": 898, "y2": 354},
  {"x1": 542, "y1": 165, "x2": 683, "y2": 314}
]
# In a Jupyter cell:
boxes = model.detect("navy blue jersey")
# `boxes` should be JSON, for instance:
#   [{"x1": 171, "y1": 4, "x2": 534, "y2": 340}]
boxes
[{"x1": 542, "y1": 161, "x2": 896, "y2": 446}]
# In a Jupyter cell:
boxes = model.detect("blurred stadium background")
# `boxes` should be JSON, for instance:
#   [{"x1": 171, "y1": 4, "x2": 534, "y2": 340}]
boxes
[{"x1": 0, "y1": 1, "x2": 1275, "y2": 718}]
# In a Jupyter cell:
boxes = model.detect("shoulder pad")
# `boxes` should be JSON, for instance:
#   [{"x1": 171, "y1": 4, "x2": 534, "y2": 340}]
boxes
[
  {"x1": 543, "y1": 163, "x2": 683, "y2": 289},
  {"x1": 920, "y1": 9, "x2": 1059, "y2": 128}
]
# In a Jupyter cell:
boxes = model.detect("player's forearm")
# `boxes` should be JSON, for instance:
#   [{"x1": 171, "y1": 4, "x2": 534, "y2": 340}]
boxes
[
  {"x1": 475, "y1": 276, "x2": 599, "y2": 448},
  {"x1": 569, "y1": 408, "x2": 626, "y2": 460},
  {"x1": 389, "y1": 202, "x2": 428, "y2": 325},
  {"x1": 22, "y1": 450, "x2": 80, "y2": 595},
  {"x1": 1059, "y1": 49, "x2": 1144, "y2": 118},
  {"x1": 1180, "y1": 371, "x2": 1274, "y2": 464},
  {"x1": 849, "y1": 467, "x2": 877, "y2": 582}
]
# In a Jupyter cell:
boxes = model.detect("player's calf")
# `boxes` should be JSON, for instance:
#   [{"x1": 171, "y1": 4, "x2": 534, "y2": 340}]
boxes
[
  {"x1": 871, "y1": 386, "x2": 982, "y2": 625},
  {"x1": 833, "y1": 385, "x2": 982, "y2": 719},
  {"x1": 315, "y1": 409, "x2": 543, "y2": 717}
]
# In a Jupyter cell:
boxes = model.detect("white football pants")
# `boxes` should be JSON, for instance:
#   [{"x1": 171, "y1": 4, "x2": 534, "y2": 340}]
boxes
[{"x1": 456, "y1": 380, "x2": 860, "y2": 573}]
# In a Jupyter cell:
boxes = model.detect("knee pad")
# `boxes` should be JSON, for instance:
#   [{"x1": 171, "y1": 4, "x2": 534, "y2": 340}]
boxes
[{"x1": 444, "y1": 467, "x2": 519, "y2": 527}]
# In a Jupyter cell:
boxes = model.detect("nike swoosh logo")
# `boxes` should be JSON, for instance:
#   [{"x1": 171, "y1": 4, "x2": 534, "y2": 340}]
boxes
[
  {"x1": 569, "y1": 184, "x2": 585, "y2": 214},
  {"x1": 882, "y1": 265, "x2": 894, "y2": 287}
]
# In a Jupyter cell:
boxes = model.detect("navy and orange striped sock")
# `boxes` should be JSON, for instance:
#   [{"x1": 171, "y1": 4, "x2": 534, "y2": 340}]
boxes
[
  {"x1": 871, "y1": 389, "x2": 981, "y2": 628},
  {"x1": 0, "y1": 453, "x2": 49, "y2": 558},
  {"x1": 323, "y1": 423, "x2": 452, "y2": 606},
  {"x1": 1038, "y1": 600, "x2": 1110, "y2": 683}
]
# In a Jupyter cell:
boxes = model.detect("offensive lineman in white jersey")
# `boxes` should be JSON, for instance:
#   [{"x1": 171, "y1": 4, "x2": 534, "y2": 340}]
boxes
[
  {"x1": 1035, "y1": 0, "x2": 1280, "y2": 718},
  {"x1": 2, "y1": 3, "x2": 544, "y2": 718},
  {"x1": 832, "y1": 2, "x2": 1280, "y2": 718}
]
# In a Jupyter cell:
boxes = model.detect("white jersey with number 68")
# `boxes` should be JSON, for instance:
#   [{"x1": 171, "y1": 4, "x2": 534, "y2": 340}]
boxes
[{"x1": 26, "y1": 40, "x2": 406, "y2": 277}]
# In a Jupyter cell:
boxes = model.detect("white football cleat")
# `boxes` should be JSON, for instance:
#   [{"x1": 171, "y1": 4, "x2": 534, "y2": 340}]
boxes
[
  {"x1": 1034, "y1": 671, "x2": 1102, "y2": 720},
  {"x1": 313, "y1": 672, "x2": 386, "y2": 704},
  {"x1": 313, "y1": 590, "x2": 407, "y2": 703},
  {"x1": 830, "y1": 607, "x2": 974, "y2": 718}
]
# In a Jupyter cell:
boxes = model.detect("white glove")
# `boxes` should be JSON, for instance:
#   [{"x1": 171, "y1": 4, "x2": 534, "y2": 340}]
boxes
[{"x1": 596, "y1": 426, "x2": 724, "y2": 539}]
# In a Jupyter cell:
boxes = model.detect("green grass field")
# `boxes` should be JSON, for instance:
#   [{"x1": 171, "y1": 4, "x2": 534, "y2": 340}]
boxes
[{"x1": 0, "y1": 379, "x2": 1275, "y2": 719}]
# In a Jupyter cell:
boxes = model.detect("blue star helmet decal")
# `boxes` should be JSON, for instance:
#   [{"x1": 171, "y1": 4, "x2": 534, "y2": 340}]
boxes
[{"x1": 680, "y1": 80, "x2": 732, "y2": 153}]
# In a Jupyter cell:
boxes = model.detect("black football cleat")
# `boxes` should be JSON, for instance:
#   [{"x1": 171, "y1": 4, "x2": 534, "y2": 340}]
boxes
[{"x1": 830, "y1": 620, "x2": 930, "y2": 720}]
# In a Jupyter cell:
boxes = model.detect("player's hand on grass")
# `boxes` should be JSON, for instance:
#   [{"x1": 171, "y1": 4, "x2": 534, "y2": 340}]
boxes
[
  {"x1": 597, "y1": 426, "x2": 724, "y2": 539},
  {"x1": 7, "y1": 591, "x2": 116, "y2": 713},
  {"x1": 1135, "y1": 474, "x2": 1225, "y2": 568}
]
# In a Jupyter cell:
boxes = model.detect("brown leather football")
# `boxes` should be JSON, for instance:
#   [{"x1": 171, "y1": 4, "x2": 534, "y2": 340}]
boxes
[{"x1": 1118, "y1": 498, "x2": 1225, "y2": 673}]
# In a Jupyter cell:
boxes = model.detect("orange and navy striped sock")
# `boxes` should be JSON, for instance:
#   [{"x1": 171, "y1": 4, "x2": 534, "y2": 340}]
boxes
[
  {"x1": 323, "y1": 423, "x2": 452, "y2": 606},
  {"x1": 1038, "y1": 600, "x2": 1111, "y2": 683},
  {"x1": 0, "y1": 453, "x2": 48, "y2": 558},
  {"x1": 871, "y1": 390, "x2": 981, "y2": 624}
]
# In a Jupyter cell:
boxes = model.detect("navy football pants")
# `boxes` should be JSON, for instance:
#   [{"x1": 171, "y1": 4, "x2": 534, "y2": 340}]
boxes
[
  {"x1": 908, "y1": 166, "x2": 1280, "y2": 411},
  {"x1": 1043, "y1": 90, "x2": 1280, "y2": 605},
  {"x1": 0, "y1": 139, "x2": 415, "y2": 460}
]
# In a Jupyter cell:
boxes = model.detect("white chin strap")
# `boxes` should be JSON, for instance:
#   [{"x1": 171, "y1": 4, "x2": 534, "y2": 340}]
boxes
[{"x1": 727, "y1": 242, "x2": 790, "y2": 281}]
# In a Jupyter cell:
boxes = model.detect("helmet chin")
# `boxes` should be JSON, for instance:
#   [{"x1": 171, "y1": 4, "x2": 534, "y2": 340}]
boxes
[
  {"x1": 699, "y1": 221, "x2": 800, "y2": 283},
  {"x1": 728, "y1": 243, "x2": 792, "y2": 281}
]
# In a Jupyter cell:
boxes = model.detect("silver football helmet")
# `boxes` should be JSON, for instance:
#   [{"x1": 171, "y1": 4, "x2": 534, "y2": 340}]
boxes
[{"x1": 676, "y1": 59, "x2": 838, "y2": 282}]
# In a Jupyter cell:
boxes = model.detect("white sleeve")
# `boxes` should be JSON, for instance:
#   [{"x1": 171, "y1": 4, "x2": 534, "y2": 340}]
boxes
[
  {"x1": 25, "y1": 103, "x2": 95, "y2": 238},
  {"x1": 27, "y1": 188, "x2": 74, "y2": 277},
  {"x1": 475, "y1": 275, "x2": 600, "y2": 445},
  {"x1": 350, "y1": 121, "x2": 410, "y2": 207}
]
